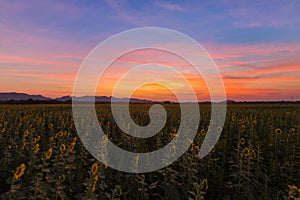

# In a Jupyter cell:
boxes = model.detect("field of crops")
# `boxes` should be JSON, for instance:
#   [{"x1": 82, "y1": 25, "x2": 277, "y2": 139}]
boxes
[{"x1": 0, "y1": 103, "x2": 299, "y2": 199}]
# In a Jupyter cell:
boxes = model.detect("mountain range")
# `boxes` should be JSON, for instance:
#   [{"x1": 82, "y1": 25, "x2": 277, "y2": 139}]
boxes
[
  {"x1": 0, "y1": 92, "x2": 154, "y2": 103},
  {"x1": 1, "y1": 92, "x2": 298, "y2": 104}
]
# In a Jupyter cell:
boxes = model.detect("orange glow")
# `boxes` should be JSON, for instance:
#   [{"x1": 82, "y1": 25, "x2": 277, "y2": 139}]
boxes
[{"x1": 1, "y1": 43, "x2": 300, "y2": 101}]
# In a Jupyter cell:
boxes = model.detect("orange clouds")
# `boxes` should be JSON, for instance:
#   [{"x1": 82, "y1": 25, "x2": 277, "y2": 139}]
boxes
[{"x1": 202, "y1": 43, "x2": 300, "y2": 101}]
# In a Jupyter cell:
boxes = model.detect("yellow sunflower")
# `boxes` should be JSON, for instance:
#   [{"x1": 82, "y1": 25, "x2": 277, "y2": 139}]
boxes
[
  {"x1": 34, "y1": 144, "x2": 40, "y2": 153},
  {"x1": 290, "y1": 128, "x2": 296, "y2": 136},
  {"x1": 61, "y1": 144, "x2": 66, "y2": 151},
  {"x1": 45, "y1": 147, "x2": 53, "y2": 160},
  {"x1": 231, "y1": 115, "x2": 236, "y2": 122},
  {"x1": 239, "y1": 138, "x2": 246, "y2": 145},
  {"x1": 48, "y1": 123, "x2": 53, "y2": 129},
  {"x1": 274, "y1": 128, "x2": 283, "y2": 135},
  {"x1": 14, "y1": 163, "x2": 25, "y2": 180},
  {"x1": 57, "y1": 131, "x2": 64, "y2": 137},
  {"x1": 237, "y1": 119, "x2": 243, "y2": 125},
  {"x1": 241, "y1": 147, "x2": 251, "y2": 157},
  {"x1": 23, "y1": 130, "x2": 29, "y2": 137},
  {"x1": 31, "y1": 138, "x2": 37, "y2": 144},
  {"x1": 200, "y1": 128, "x2": 206, "y2": 136},
  {"x1": 91, "y1": 163, "x2": 98, "y2": 175},
  {"x1": 69, "y1": 142, "x2": 76, "y2": 152},
  {"x1": 21, "y1": 141, "x2": 26, "y2": 150}
]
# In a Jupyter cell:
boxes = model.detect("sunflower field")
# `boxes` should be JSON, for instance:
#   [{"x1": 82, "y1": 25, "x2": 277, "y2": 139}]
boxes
[{"x1": 0, "y1": 103, "x2": 299, "y2": 199}]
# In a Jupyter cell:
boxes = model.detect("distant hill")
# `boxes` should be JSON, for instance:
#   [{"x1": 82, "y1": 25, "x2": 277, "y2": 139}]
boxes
[
  {"x1": 54, "y1": 95, "x2": 72, "y2": 102},
  {"x1": 0, "y1": 92, "x2": 154, "y2": 103},
  {"x1": 56, "y1": 95, "x2": 154, "y2": 103},
  {"x1": 0, "y1": 92, "x2": 51, "y2": 101},
  {"x1": 217, "y1": 99, "x2": 236, "y2": 104},
  {"x1": 1, "y1": 92, "x2": 299, "y2": 104}
]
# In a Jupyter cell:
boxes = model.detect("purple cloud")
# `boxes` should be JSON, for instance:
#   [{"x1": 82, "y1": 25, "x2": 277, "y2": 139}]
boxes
[{"x1": 154, "y1": 2, "x2": 185, "y2": 12}]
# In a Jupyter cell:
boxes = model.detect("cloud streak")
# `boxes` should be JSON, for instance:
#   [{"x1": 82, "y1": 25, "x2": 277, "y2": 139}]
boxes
[{"x1": 154, "y1": 2, "x2": 186, "y2": 12}]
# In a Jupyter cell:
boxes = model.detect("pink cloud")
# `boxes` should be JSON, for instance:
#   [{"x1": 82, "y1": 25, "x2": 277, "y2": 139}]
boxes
[{"x1": 154, "y1": 2, "x2": 185, "y2": 12}]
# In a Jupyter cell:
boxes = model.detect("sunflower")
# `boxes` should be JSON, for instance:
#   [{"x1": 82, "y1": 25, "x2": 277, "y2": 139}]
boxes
[
  {"x1": 31, "y1": 138, "x2": 37, "y2": 144},
  {"x1": 288, "y1": 184, "x2": 297, "y2": 190},
  {"x1": 194, "y1": 145, "x2": 200, "y2": 152},
  {"x1": 241, "y1": 125, "x2": 246, "y2": 130},
  {"x1": 172, "y1": 127, "x2": 177, "y2": 133},
  {"x1": 190, "y1": 142, "x2": 195, "y2": 151},
  {"x1": 200, "y1": 128, "x2": 206, "y2": 136},
  {"x1": 34, "y1": 144, "x2": 40, "y2": 153},
  {"x1": 57, "y1": 131, "x2": 63, "y2": 137},
  {"x1": 21, "y1": 141, "x2": 26, "y2": 149},
  {"x1": 72, "y1": 137, "x2": 77, "y2": 143},
  {"x1": 290, "y1": 128, "x2": 296, "y2": 136},
  {"x1": 239, "y1": 138, "x2": 246, "y2": 145},
  {"x1": 49, "y1": 136, "x2": 54, "y2": 142},
  {"x1": 231, "y1": 115, "x2": 236, "y2": 122},
  {"x1": 274, "y1": 128, "x2": 283, "y2": 135},
  {"x1": 61, "y1": 144, "x2": 66, "y2": 151},
  {"x1": 288, "y1": 184, "x2": 300, "y2": 199},
  {"x1": 169, "y1": 132, "x2": 177, "y2": 139},
  {"x1": 14, "y1": 163, "x2": 25, "y2": 180},
  {"x1": 91, "y1": 184, "x2": 96, "y2": 193},
  {"x1": 91, "y1": 163, "x2": 98, "y2": 175},
  {"x1": 245, "y1": 120, "x2": 250, "y2": 126},
  {"x1": 212, "y1": 147, "x2": 216, "y2": 153},
  {"x1": 69, "y1": 142, "x2": 76, "y2": 152},
  {"x1": 48, "y1": 123, "x2": 53, "y2": 129},
  {"x1": 252, "y1": 120, "x2": 257, "y2": 126},
  {"x1": 45, "y1": 147, "x2": 53, "y2": 160},
  {"x1": 59, "y1": 147, "x2": 63, "y2": 156},
  {"x1": 23, "y1": 130, "x2": 29, "y2": 137},
  {"x1": 241, "y1": 147, "x2": 251, "y2": 157}
]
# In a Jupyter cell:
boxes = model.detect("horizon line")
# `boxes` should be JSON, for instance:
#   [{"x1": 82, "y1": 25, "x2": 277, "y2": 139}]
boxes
[{"x1": 0, "y1": 91, "x2": 300, "y2": 103}]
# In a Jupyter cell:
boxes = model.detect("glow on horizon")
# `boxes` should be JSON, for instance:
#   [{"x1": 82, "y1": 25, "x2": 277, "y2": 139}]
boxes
[{"x1": 1, "y1": 1, "x2": 300, "y2": 101}]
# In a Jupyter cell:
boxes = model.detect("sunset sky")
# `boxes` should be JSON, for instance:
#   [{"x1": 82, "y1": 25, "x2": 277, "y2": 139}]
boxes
[{"x1": 1, "y1": 0, "x2": 300, "y2": 101}]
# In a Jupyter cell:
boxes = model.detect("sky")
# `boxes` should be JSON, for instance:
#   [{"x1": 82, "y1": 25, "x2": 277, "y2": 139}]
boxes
[{"x1": 1, "y1": 0, "x2": 300, "y2": 101}]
